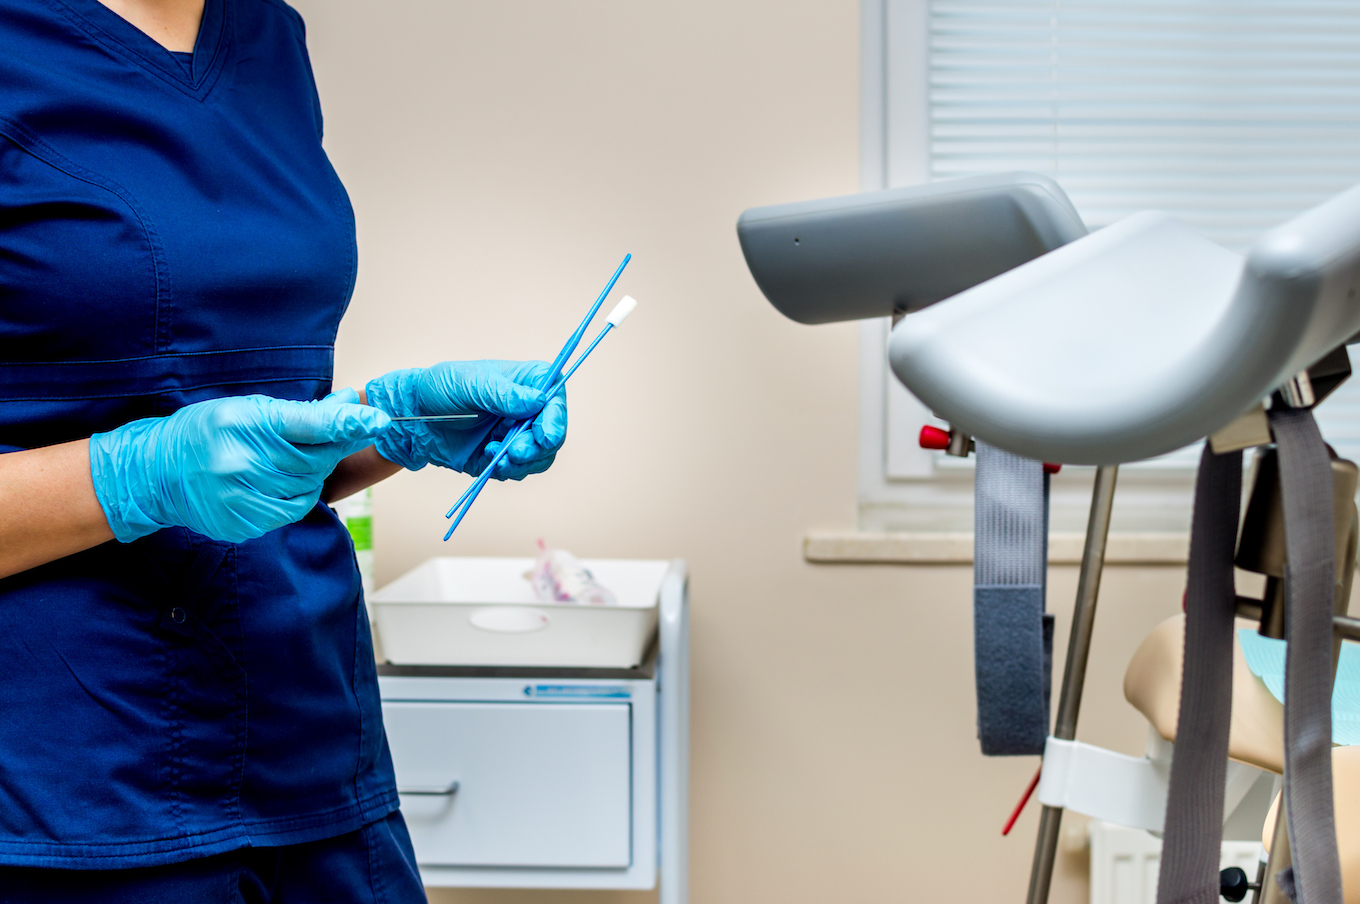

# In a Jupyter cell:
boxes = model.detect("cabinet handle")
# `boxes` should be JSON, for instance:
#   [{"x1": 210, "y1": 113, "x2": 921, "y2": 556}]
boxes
[{"x1": 398, "y1": 781, "x2": 460, "y2": 796}]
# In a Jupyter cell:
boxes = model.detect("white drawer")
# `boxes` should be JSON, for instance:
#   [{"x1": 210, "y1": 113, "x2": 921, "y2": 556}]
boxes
[{"x1": 382, "y1": 701, "x2": 632, "y2": 868}]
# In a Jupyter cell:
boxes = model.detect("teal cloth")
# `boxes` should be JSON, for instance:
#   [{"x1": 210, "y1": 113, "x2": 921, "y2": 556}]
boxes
[{"x1": 1237, "y1": 628, "x2": 1360, "y2": 745}]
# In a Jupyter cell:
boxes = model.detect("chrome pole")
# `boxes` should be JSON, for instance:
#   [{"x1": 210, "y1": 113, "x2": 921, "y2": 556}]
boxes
[{"x1": 1025, "y1": 464, "x2": 1119, "y2": 904}]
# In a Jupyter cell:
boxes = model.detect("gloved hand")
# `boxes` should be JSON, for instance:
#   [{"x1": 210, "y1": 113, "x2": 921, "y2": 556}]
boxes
[
  {"x1": 89, "y1": 389, "x2": 391, "y2": 544},
  {"x1": 365, "y1": 360, "x2": 567, "y2": 479}
]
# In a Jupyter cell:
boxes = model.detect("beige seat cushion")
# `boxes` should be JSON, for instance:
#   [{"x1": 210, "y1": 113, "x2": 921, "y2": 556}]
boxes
[
  {"x1": 1262, "y1": 745, "x2": 1360, "y2": 904},
  {"x1": 1123, "y1": 613, "x2": 1285, "y2": 773}
]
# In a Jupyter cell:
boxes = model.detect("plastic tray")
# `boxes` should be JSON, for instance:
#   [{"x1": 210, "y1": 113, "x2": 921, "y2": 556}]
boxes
[{"x1": 371, "y1": 557, "x2": 670, "y2": 668}]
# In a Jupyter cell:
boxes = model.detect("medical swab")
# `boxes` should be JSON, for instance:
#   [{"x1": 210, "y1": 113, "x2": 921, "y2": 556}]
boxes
[
  {"x1": 443, "y1": 295, "x2": 638, "y2": 538},
  {"x1": 540, "y1": 294, "x2": 637, "y2": 398},
  {"x1": 442, "y1": 257, "x2": 630, "y2": 521},
  {"x1": 390, "y1": 258, "x2": 629, "y2": 433},
  {"x1": 442, "y1": 295, "x2": 638, "y2": 540},
  {"x1": 541, "y1": 254, "x2": 631, "y2": 387},
  {"x1": 435, "y1": 254, "x2": 631, "y2": 517},
  {"x1": 444, "y1": 295, "x2": 638, "y2": 530}
]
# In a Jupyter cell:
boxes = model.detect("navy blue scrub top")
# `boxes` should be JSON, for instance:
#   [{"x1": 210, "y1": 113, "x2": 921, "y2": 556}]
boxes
[{"x1": 0, "y1": 0, "x2": 398, "y2": 868}]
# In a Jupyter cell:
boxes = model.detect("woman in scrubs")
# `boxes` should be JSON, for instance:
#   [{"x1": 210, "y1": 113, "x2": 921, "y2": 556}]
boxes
[{"x1": 0, "y1": 0, "x2": 566, "y2": 899}]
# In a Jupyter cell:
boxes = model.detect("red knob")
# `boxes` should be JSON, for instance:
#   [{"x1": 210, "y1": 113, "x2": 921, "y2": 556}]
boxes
[
  {"x1": 919, "y1": 425, "x2": 951, "y2": 450},
  {"x1": 1043, "y1": 462, "x2": 1062, "y2": 475}
]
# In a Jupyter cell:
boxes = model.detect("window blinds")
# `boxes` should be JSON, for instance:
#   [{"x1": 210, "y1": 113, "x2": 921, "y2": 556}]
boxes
[{"x1": 927, "y1": 1, "x2": 1360, "y2": 464}]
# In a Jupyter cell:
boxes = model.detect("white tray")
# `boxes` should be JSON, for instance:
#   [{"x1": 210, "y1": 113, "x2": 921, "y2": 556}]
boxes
[{"x1": 371, "y1": 557, "x2": 671, "y2": 668}]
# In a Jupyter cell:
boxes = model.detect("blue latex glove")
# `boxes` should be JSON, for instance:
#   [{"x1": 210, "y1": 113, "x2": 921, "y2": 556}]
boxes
[
  {"x1": 365, "y1": 360, "x2": 567, "y2": 480},
  {"x1": 89, "y1": 390, "x2": 391, "y2": 544}
]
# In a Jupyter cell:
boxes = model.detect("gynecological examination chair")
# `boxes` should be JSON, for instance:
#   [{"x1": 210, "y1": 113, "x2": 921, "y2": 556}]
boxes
[{"x1": 737, "y1": 172, "x2": 1360, "y2": 904}]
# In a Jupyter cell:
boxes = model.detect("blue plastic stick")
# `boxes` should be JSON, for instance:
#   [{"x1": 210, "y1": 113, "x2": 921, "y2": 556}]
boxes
[
  {"x1": 543, "y1": 254, "x2": 630, "y2": 384},
  {"x1": 443, "y1": 254, "x2": 629, "y2": 520},
  {"x1": 441, "y1": 256, "x2": 627, "y2": 519},
  {"x1": 449, "y1": 322, "x2": 613, "y2": 514},
  {"x1": 443, "y1": 321, "x2": 618, "y2": 540}
]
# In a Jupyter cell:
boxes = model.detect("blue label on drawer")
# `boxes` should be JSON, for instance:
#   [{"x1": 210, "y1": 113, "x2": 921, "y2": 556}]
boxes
[{"x1": 527, "y1": 684, "x2": 631, "y2": 699}]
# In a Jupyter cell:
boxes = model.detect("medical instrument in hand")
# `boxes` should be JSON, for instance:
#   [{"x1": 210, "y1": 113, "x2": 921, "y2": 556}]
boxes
[
  {"x1": 443, "y1": 295, "x2": 638, "y2": 540},
  {"x1": 388, "y1": 414, "x2": 480, "y2": 422},
  {"x1": 366, "y1": 360, "x2": 566, "y2": 475},
  {"x1": 436, "y1": 254, "x2": 632, "y2": 476},
  {"x1": 739, "y1": 172, "x2": 1360, "y2": 904},
  {"x1": 365, "y1": 257, "x2": 630, "y2": 479},
  {"x1": 542, "y1": 254, "x2": 632, "y2": 387},
  {"x1": 444, "y1": 294, "x2": 637, "y2": 523},
  {"x1": 433, "y1": 253, "x2": 629, "y2": 519}
]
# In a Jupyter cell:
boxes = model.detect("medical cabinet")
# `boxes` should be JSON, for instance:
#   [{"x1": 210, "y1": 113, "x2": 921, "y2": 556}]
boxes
[{"x1": 375, "y1": 557, "x2": 689, "y2": 902}]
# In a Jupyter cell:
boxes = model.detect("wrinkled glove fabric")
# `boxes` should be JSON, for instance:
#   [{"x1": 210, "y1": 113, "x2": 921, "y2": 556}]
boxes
[
  {"x1": 89, "y1": 391, "x2": 390, "y2": 544},
  {"x1": 365, "y1": 360, "x2": 567, "y2": 479}
]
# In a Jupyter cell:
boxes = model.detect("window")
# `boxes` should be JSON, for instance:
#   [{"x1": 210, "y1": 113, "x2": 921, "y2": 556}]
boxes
[{"x1": 859, "y1": 0, "x2": 1360, "y2": 532}]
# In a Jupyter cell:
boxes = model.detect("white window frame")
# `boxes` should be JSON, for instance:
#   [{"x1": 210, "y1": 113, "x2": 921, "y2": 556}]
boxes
[
  {"x1": 856, "y1": 0, "x2": 1198, "y2": 534},
  {"x1": 856, "y1": 0, "x2": 936, "y2": 515}
]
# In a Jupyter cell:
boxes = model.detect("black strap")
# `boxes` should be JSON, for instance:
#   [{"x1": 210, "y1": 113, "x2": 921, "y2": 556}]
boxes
[
  {"x1": 1155, "y1": 445, "x2": 1241, "y2": 904},
  {"x1": 973, "y1": 441, "x2": 1052, "y2": 756},
  {"x1": 1271, "y1": 408, "x2": 1343, "y2": 904}
]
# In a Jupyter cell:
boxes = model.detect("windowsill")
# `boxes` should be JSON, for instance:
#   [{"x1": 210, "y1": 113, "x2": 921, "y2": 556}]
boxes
[{"x1": 803, "y1": 531, "x2": 1190, "y2": 565}]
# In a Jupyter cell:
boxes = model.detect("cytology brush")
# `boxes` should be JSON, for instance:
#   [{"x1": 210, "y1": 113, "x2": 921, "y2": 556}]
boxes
[
  {"x1": 542, "y1": 254, "x2": 631, "y2": 386},
  {"x1": 441, "y1": 255, "x2": 630, "y2": 522},
  {"x1": 443, "y1": 294, "x2": 638, "y2": 540},
  {"x1": 435, "y1": 254, "x2": 631, "y2": 478}
]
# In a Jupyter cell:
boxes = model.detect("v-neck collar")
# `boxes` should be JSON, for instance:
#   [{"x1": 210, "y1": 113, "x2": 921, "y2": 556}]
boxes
[{"x1": 50, "y1": 0, "x2": 231, "y2": 101}]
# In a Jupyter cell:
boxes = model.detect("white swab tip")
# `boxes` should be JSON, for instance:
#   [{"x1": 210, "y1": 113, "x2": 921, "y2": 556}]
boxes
[{"x1": 607, "y1": 295, "x2": 638, "y2": 327}]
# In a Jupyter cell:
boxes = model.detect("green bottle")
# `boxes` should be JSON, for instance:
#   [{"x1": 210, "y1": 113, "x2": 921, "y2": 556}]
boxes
[{"x1": 334, "y1": 487, "x2": 374, "y2": 601}]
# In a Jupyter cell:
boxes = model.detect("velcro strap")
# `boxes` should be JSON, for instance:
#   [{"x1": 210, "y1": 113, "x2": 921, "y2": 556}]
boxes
[{"x1": 974, "y1": 440, "x2": 1052, "y2": 756}]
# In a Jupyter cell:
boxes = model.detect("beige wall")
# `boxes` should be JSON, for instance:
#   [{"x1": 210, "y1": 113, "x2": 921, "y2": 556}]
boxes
[{"x1": 292, "y1": 1, "x2": 1192, "y2": 900}]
